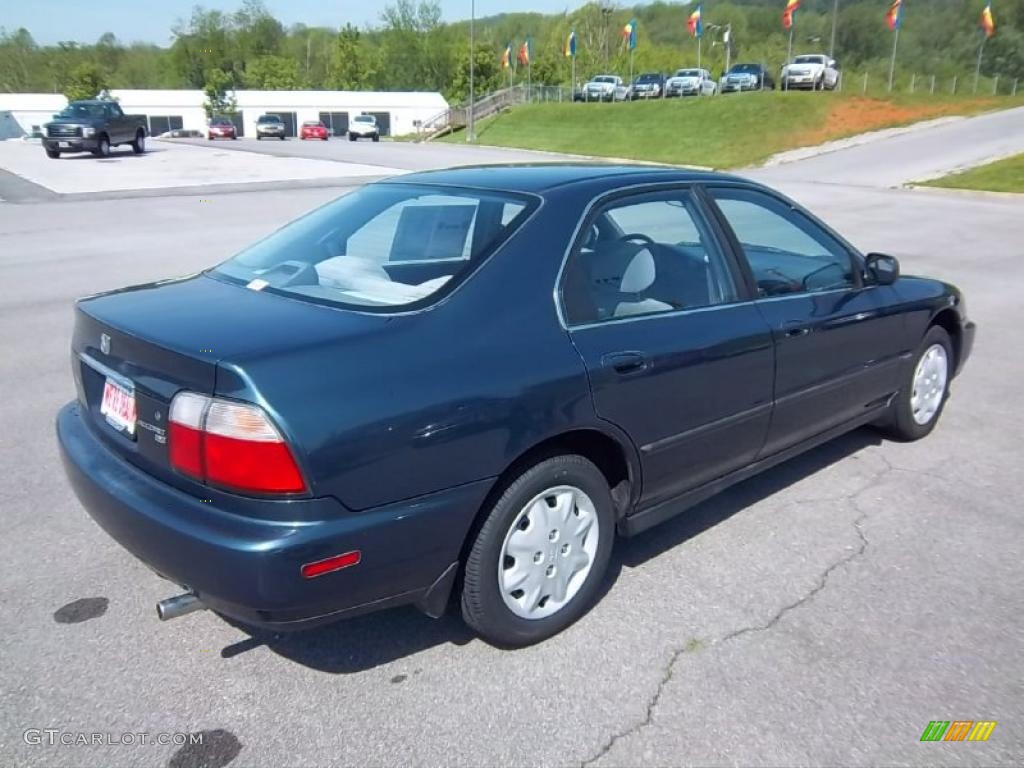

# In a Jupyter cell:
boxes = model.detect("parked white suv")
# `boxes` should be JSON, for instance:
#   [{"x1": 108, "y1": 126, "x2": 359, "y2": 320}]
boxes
[
  {"x1": 348, "y1": 114, "x2": 380, "y2": 142},
  {"x1": 665, "y1": 68, "x2": 717, "y2": 98},
  {"x1": 781, "y1": 54, "x2": 839, "y2": 91},
  {"x1": 582, "y1": 75, "x2": 625, "y2": 102}
]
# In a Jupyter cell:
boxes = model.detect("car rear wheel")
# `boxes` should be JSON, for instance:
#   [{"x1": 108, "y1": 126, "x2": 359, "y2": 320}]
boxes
[
  {"x1": 131, "y1": 132, "x2": 145, "y2": 154},
  {"x1": 461, "y1": 455, "x2": 614, "y2": 647},
  {"x1": 372, "y1": 134, "x2": 379, "y2": 142},
  {"x1": 882, "y1": 326, "x2": 953, "y2": 441}
]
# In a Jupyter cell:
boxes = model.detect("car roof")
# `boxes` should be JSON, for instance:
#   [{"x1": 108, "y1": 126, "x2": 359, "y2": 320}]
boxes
[{"x1": 386, "y1": 164, "x2": 746, "y2": 195}]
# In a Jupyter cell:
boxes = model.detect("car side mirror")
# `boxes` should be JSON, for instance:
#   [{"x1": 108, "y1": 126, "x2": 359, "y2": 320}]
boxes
[{"x1": 866, "y1": 253, "x2": 900, "y2": 285}]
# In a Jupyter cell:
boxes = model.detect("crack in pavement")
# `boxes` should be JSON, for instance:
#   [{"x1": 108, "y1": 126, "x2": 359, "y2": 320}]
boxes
[{"x1": 577, "y1": 453, "x2": 895, "y2": 768}]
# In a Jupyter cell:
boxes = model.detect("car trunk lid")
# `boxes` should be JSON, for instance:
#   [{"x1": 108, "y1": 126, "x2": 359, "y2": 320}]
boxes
[{"x1": 71, "y1": 273, "x2": 390, "y2": 495}]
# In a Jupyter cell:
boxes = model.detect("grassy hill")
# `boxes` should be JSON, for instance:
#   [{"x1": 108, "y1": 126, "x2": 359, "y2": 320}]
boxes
[{"x1": 443, "y1": 92, "x2": 1020, "y2": 169}]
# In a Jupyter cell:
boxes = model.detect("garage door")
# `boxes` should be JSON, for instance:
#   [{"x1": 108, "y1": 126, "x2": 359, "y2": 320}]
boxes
[
  {"x1": 319, "y1": 111, "x2": 349, "y2": 137},
  {"x1": 148, "y1": 115, "x2": 183, "y2": 136},
  {"x1": 367, "y1": 111, "x2": 391, "y2": 137}
]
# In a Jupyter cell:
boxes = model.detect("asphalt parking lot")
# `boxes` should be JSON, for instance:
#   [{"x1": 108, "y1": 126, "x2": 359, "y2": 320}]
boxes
[{"x1": 1, "y1": 112, "x2": 1023, "y2": 767}]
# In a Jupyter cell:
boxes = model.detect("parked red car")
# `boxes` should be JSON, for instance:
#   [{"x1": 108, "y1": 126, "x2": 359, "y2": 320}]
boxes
[
  {"x1": 207, "y1": 117, "x2": 237, "y2": 140},
  {"x1": 300, "y1": 121, "x2": 329, "y2": 141}
]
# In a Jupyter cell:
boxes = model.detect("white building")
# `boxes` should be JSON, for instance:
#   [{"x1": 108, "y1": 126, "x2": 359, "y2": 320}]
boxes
[{"x1": 0, "y1": 89, "x2": 450, "y2": 138}]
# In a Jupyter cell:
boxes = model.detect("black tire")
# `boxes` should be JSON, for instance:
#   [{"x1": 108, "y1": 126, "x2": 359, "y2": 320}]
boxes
[
  {"x1": 92, "y1": 135, "x2": 111, "y2": 158},
  {"x1": 45, "y1": 148, "x2": 61, "y2": 159},
  {"x1": 815, "y1": 76, "x2": 824, "y2": 91},
  {"x1": 349, "y1": 134, "x2": 357, "y2": 142},
  {"x1": 461, "y1": 455, "x2": 615, "y2": 647},
  {"x1": 131, "y1": 131, "x2": 145, "y2": 154},
  {"x1": 880, "y1": 326, "x2": 954, "y2": 442},
  {"x1": 279, "y1": 135, "x2": 285, "y2": 141},
  {"x1": 372, "y1": 134, "x2": 379, "y2": 142},
  {"x1": 208, "y1": 136, "x2": 214, "y2": 141},
  {"x1": 256, "y1": 135, "x2": 262, "y2": 141}
]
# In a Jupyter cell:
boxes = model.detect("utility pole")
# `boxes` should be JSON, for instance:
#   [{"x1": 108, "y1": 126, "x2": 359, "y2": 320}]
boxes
[{"x1": 467, "y1": 0, "x2": 475, "y2": 142}]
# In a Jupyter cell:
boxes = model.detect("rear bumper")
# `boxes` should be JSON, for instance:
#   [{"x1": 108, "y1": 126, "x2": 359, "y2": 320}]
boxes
[{"x1": 57, "y1": 401, "x2": 489, "y2": 629}]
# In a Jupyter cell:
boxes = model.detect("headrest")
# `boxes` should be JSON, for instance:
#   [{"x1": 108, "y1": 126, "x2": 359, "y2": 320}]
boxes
[{"x1": 620, "y1": 249, "x2": 656, "y2": 293}]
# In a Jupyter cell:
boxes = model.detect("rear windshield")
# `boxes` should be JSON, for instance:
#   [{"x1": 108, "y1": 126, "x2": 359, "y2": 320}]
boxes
[
  {"x1": 212, "y1": 184, "x2": 537, "y2": 311},
  {"x1": 56, "y1": 103, "x2": 106, "y2": 119}
]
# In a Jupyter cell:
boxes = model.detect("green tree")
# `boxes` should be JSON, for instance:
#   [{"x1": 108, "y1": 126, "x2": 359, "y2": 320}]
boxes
[
  {"x1": 449, "y1": 43, "x2": 502, "y2": 102},
  {"x1": 203, "y1": 67, "x2": 236, "y2": 117},
  {"x1": 63, "y1": 62, "x2": 107, "y2": 100},
  {"x1": 243, "y1": 54, "x2": 307, "y2": 89},
  {"x1": 331, "y1": 24, "x2": 373, "y2": 89}
]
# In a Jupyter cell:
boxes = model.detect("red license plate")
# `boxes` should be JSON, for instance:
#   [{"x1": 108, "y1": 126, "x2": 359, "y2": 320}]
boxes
[{"x1": 100, "y1": 377, "x2": 136, "y2": 435}]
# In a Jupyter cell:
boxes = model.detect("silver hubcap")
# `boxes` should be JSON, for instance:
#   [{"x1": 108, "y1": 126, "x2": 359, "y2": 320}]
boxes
[
  {"x1": 911, "y1": 343, "x2": 948, "y2": 425},
  {"x1": 498, "y1": 485, "x2": 599, "y2": 620}
]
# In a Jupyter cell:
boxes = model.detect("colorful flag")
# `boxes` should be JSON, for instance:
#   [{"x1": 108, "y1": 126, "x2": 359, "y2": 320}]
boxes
[
  {"x1": 886, "y1": 0, "x2": 904, "y2": 31},
  {"x1": 980, "y1": 1, "x2": 996, "y2": 38},
  {"x1": 501, "y1": 43, "x2": 512, "y2": 69},
  {"x1": 518, "y1": 38, "x2": 531, "y2": 67},
  {"x1": 782, "y1": 0, "x2": 801, "y2": 30},
  {"x1": 688, "y1": 5, "x2": 704, "y2": 39},
  {"x1": 563, "y1": 29, "x2": 577, "y2": 58},
  {"x1": 622, "y1": 19, "x2": 637, "y2": 50}
]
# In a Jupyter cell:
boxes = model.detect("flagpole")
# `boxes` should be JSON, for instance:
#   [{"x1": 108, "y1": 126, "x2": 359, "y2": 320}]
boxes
[
  {"x1": 467, "y1": 0, "x2": 475, "y2": 143},
  {"x1": 888, "y1": 25, "x2": 900, "y2": 92},
  {"x1": 974, "y1": 34, "x2": 987, "y2": 94},
  {"x1": 829, "y1": 0, "x2": 839, "y2": 59},
  {"x1": 787, "y1": 27, "x2": 793, "y2": 65}
]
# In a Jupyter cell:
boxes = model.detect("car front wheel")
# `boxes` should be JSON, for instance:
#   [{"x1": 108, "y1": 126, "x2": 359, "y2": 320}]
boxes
[
  {"x1": 461, "y1": 454, "x2": 615, "y2": 647},
  {"x1": 92, "y1": 135, "x2": 111, "y2": 158},
  {"x1": 882, "y1": 326, "x2": 953, "y2": 441}
]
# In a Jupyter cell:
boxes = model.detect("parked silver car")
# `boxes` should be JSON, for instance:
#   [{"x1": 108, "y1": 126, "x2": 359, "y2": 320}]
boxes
[
  {"x1": 255, "y1": 114, "x2": 286, "y2": 140},
  {"x1": 665, "y1": 68, "x2": 718, "y2": 97},
  {"x1": 582, "y1": 75, "x2": 625, "y2": 102},
  {"x1": 782, "y1": 54, "x2": 840, "y2": 91}
]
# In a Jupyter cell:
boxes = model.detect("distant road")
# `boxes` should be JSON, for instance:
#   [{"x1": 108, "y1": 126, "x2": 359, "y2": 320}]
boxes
[
  {"x1": 176, "y1": 135, "x2": 560, "y2": 173},
  {"x1": 749, "y1": 106, "x2": 1024, "y2": 188}
]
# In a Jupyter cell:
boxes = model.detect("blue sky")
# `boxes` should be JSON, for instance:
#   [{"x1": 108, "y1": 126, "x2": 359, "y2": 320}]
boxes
[{"x1": 2, "y1": 0, "x2": 582, "y2": 46}]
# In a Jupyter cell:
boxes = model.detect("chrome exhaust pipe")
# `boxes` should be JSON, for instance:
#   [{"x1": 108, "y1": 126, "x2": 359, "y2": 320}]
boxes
[{"x1": 156, "y1": 592, "x2": 206, "y2": 621}]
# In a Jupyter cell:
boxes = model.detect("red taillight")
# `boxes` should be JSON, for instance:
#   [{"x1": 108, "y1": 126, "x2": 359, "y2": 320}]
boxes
[
  {"x1": 301, "y1": 551, "x2": 361, "y2": 579},
  {"x1": 168, "y1": 392, "x2": 307, "y2": 495}
]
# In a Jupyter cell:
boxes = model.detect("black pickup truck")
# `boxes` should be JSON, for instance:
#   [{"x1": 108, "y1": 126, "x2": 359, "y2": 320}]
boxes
[{"x1": 43, "y1": 100, "x2": 148, "y2": 159}]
